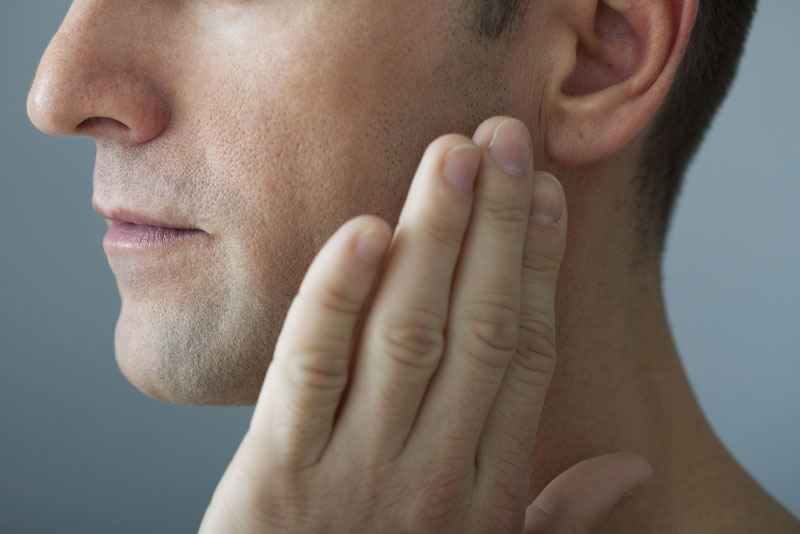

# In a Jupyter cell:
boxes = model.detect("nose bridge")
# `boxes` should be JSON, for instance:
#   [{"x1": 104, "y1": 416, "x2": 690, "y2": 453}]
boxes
[{"x1": 27, "y1": 0, "x2": 170, "y2": 144}]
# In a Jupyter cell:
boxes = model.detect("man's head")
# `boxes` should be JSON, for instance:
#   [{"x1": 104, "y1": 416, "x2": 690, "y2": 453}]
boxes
[{"x1": 27, "y1": 0, "x2": 755, "y2": 405}]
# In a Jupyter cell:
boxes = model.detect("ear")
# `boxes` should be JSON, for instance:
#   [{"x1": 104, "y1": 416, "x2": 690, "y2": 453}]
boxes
[{"x1": 543, "y1": 0, "x2": 698, "y2": 165}]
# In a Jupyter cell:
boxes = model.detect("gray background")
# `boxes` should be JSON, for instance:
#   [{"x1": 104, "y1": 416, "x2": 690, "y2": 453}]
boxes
[{"x1": 1, "y1": 1, "x2": 797, "y2": 532}]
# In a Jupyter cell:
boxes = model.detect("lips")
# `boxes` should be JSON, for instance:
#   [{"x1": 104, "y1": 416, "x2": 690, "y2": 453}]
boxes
[
  {"x1": 94, "y1": 205, "x2": 199, "y2": 229},
  {"x1": 103, "y1": 222, "x2": 206, "y2": 249},
  {"x1": 94, "y1": 205, "x2": 207, "y2": 250}
]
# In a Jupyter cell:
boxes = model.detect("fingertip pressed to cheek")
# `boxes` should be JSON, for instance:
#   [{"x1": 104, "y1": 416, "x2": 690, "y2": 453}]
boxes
[
  {"x1": 442, "y1": 144, "x2": 481, "y2": 191},
  {"x1": 355, "y1": 225, "x2": 393, "y2": 266},
  {"x1": 487, "y1": 118, "x2": 533, "y2": 176},
  {"x1": 472, "y1": 116, "x2": 513, "y2": 148},
  {"x1": 335, "y1": 215, "x2": 392, "y2": 267},
  {"x1": 529, "y1": 172, "x2": 565, "y2": 228}
]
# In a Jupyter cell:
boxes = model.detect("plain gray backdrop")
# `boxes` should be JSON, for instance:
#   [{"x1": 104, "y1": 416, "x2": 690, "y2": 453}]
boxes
[{"x1": 1, "y1": 2, "x2": 798, "y2": 532}]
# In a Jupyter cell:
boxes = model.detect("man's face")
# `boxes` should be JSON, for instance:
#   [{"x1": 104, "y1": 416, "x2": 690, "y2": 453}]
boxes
[{"x1": 28, "y1": 0, "x2": 531, "y2": 404}]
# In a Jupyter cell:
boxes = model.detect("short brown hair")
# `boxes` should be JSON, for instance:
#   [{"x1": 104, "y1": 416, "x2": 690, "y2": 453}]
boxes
[{"x1": 475, "y1": 0, "x2": 759, "y2": 265}]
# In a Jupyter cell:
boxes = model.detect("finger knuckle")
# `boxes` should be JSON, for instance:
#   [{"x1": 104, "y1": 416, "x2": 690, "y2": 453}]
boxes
[
  {"x1": 523, "y1": 249, "x2": 562, "y2": 278},
  {"x1": 458, "y1": 299, "x2": 520, "y2": 366},
  {"x1": 518, "y1": 307, "x2": 557, "y2": 360},
  {"x1": 286, "y1": 352, "x2": 349, "y2": 393},
  {"x1": 506, "y1": 352, "x2": 555, "y2": 392},
  {"x1": 481, "y1": 193, "x2": 528, "y2": 227},
  {"x1": 417, "y1": 208, "x2": 466, "y2": 252},
  {"x1": 379, "y1": 308, "x2": 445, "y2": 371},
  {"x1": 507, "y1": 313, "x2": 557, "y2": 390},
  {"x1": 301, "y1": 282, "x2": 363, "y2": 317}
]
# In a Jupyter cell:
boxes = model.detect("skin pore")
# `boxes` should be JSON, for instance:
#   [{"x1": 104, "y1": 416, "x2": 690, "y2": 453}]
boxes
[{"x1": 26, "y1": 0, "x2": 799, "y2": 532}]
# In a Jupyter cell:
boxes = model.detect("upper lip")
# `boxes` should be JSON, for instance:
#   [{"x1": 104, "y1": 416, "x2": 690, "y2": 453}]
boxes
[{"x1": 93, "y1": 203, "x2": 201, "y2": 231}]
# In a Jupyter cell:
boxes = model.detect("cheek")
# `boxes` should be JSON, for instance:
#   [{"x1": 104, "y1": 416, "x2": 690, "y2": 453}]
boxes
[
  {"x1": 194, "y1": 24, "x2": 435, "y2": 235},
  {"x1": 179, "y1": 7, "x2": 499, "y2": 299}
]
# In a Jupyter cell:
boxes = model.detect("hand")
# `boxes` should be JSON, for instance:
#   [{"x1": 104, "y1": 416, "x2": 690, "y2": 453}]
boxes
[{"x1": 199, "y1": 116, "x2": 652, "y2": 533}]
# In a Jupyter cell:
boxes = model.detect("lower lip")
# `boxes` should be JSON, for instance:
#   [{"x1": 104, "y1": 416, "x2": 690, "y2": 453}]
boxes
[{"x1": 103, "y1": 222, "x2": 206, "y2": 249}]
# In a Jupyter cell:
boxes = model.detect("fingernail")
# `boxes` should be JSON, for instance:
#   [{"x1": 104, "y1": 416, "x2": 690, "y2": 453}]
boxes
[
  {"x1": 529, "y1": 173, "x2": 564, "y2": 227},
  {"x1": 355, "y1": 228, "x2": 391, "y2": 266},
  {"x1": 443, "y1": 144, "x2": 481, "y2": 191},
  {"x1": 488, "y1": 119, "x2": 532, "y2": 176}
]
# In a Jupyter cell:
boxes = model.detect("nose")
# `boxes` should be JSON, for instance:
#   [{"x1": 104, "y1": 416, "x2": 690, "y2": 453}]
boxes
[{"x1": 27, "y1": 1, "x2": 170, "y2": 146}]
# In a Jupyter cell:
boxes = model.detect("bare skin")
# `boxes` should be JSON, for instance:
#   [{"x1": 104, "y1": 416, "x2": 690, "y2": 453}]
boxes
[
  {"x1": 199, "y1": 117, "x2": 656, "y2": 533},
  {"x1": 26, "y1": 0, "x2": 800, "y2": 532}
]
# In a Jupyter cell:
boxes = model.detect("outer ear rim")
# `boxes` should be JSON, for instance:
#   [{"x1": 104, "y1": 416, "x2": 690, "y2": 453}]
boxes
[{"x1": 544, "y1": 0, "x2": 699, "y2": 167}]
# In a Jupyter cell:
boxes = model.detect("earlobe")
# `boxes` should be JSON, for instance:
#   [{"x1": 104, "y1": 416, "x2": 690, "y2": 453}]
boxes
[{"x1": 544, "y1": 0, "x2": 698, "y2": 166}]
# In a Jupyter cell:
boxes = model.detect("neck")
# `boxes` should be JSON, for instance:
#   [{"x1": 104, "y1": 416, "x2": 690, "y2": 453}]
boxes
[{"x1": 525, "y1": 159, "x2": 799, "y2": 531}]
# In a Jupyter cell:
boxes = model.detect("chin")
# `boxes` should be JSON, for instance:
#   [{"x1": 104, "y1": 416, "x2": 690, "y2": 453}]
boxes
[{"x1": 112, "y1": 297, "x2": 278, "y2": 406}]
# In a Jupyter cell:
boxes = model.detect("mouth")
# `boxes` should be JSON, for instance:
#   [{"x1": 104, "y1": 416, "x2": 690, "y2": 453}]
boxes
[
  {"x1": 94, "y1": 206, "x2": 208, "y2": 250},
  {"x1": 104, "y1": 222, "x2": 206, "y2": 249}
]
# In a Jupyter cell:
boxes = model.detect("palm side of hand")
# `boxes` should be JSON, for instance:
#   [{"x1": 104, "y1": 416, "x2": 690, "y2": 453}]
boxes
[{"x1": 199, "y1": 116, "x2": 652, "y2": 534}]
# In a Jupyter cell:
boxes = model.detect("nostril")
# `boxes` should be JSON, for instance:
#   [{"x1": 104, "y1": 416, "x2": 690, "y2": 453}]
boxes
[
  {"x1": 76, "y1": 116, "x2": 130, "y2": 133},
  {"x1": 28, "y1": 68, "x2": 170, "y2": 143},
  {"x1": 75, "y1": 117, "x2": 137, "y2": 144}
]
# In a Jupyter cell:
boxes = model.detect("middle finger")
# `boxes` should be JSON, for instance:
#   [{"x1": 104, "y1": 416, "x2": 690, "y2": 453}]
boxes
[
  {"x1": 328, "y1": 133, "x2": 481, "y2": 465},
  {"x1": 405, "y1": 118, "x2": 533, "y2": 464}
]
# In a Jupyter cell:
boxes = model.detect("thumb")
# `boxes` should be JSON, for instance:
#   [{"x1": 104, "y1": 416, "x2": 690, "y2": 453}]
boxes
[{"x1": 523, "y1": 452, "x2": 653, "y2": 534}]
